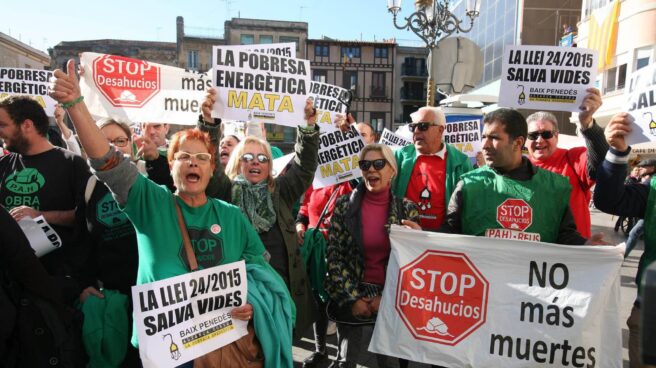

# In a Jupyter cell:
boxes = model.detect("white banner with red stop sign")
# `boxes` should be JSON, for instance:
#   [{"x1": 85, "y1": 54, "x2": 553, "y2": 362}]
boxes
[{"x1": 370, "y1": 226, "x2": 623, "y2": 368}]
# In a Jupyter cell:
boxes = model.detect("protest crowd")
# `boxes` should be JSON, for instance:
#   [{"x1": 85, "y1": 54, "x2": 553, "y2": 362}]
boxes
[{"x1": 0, "y1": 42, "x2": 654, "y2": 368}]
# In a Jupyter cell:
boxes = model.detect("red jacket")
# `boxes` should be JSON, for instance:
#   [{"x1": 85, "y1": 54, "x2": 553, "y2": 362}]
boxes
[
  {"x1": 530, "y1": 147, "x2": 594, "y2": 238},
  {"x1": 297, "y1": 183, "x2": 353, "y2": 234}
]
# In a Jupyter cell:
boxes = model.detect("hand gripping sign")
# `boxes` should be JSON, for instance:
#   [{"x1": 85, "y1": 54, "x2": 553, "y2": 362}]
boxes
[{"x1": 396, "y1": 250, "x2": 489, "y2": 345}]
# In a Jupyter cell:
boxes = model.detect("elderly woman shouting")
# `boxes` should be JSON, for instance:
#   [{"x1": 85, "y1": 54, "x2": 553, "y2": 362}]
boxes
[
  {"x1": 325, "y1": 143, "x2": 421, "y2": 368},
  {"x1": 200, "y1": 88, "x2": 321, "y2": 338},
  {"x1": 50, "y1": 60, "x2": 295, "y2": 367}
]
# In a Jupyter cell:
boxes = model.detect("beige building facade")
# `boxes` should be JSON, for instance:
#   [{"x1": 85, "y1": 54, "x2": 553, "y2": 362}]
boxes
[
  {"x1": 306, "y1": 38, "x2": 396, "y2": 134},
  {"x1": 0, "y1": 32, "x2": 50, "y2": 69}
]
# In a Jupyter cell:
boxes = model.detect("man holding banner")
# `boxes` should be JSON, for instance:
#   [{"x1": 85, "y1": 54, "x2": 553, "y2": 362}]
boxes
[
  {"x1": 443, "y1": 108, "x2": 603, "y2": 245},
  {"x1": 392, "y1": 106, "x2": 473, "y2": 231},
  {"x1": 526, "y1": 88, "x2": 608, "y2": 238}
]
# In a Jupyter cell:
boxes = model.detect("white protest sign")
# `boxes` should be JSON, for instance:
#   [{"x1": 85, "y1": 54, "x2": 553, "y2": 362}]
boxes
[
  {"x1": 444, "y1": 117, "x2": 483, "y2": 158},
  {"x1": 625, "y1": 63, "x2": 656, "y2": 146},
  {"x1": 499, "y1": 45, "x2": 598, "y2": 112},
  {"x1": 314, "y1": 125, "x2": 364, "y2": 189},
  {"x1": 212, "y1": 48, "x2": 311, "y2": 127},
  {"x1": 370, "y1": 226, "x2": 623, "y2": 368},
  {"x1": 217, "y1": 42, "x2": 296, "y2": 58},
  {"x1": 395, "y1": 124, "x2": 414, "y2": 141},
  {"x1": 0, "y1": 68, "x2": 57, "y2": 116},
  {"x1": 380, "y1": 128, "x2": 412, "y2": 149},
  {"x1": 18, "y1": 215, "x2": 62, "y2": 257},
  {"x1": 133, "y1": 261, "x2": 248, "y2": 368},
  {"x1": 80, "y1": 52, "x2": 209, "y2": 125},
  {"x1": 307, "y1": 81, "x2": 351, "y2": 132},
  {"x1": 273, "y1": 152, "x2": 294, "y2": 178}
]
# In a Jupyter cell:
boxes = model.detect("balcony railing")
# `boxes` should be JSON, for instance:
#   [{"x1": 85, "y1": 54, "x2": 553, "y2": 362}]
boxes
[
  {"x1": 400, "y1": 87, "x2": 426, "y2": 101},
  {"x1": 401, "y1": 63, "x2": 428, "y2": 77}
]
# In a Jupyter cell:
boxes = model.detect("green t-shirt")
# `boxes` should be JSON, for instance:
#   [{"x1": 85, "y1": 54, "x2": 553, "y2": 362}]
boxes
[
  {"x1": 639, "y1": 178, "x2": 656, "y2": 294},
  {"x1": 460, "y1": 167, "x2": 571, "y2": 244},
  {"x1": 123, "y1": 175, "x2": 272, "y2": 285}
]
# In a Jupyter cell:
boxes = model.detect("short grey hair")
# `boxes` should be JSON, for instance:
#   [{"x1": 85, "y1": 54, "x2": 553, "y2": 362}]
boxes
[
  {"x1": 526, "y1": 111, "x2": 559, "y2": 133},
  {"x1": 410, "y1": 106, "x2": 446, "y2": 126}
]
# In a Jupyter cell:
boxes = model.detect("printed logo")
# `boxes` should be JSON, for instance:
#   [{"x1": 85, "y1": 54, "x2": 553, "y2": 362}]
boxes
[
  {"x1": 496, "y1": 198, "x2": 532, "y2": 231},
  {"x1": 162, "y1": 334, "x2": 181, "y2": 360},
  {"x1": 96, "y1": 192, "x2": 129, "y2": 227},
  {"x1": 645, "y1": 112, "x2": 656, "y2": 136},
  {"x1": 517, "y1": 84, "x2": 526, "y2": 105},
  {"x1": 178, "y1": 227, "x2": 224, "y2": 269},
  {"x1": 5, "y1": 168, "x2": 45, "y2": 194},
  {"x1": 93, "y1": 54, "x2": 161, "y2": 108},
  {"x1": 396, "y1": 250, "x2": 489, "y2": 345}
]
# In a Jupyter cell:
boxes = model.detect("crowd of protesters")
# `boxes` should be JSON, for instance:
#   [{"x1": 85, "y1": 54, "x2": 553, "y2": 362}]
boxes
[{"x1": 0, "y1": 56, "x2": 653, "y2": 368}]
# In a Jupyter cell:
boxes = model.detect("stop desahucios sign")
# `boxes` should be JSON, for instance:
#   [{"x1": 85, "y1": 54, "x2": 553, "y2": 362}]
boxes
[
  {"x1": 396, "y1": 250, "x2": 488, "y2": 345},
  {"x1": 93, "y1": 54, "x2": 160, "y2": 108}
]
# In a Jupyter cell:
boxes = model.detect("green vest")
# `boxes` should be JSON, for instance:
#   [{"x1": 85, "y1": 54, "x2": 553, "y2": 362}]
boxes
[
  {"x1": 460, "y1": 167, "x2": 571, "y2": 244},
  {"x1": 639, "y1": 179, "x2": 656, "y2": 294}
]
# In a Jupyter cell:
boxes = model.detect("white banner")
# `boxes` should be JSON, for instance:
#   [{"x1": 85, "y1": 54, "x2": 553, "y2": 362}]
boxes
[
  {"x1": 444, "y1": 118, "x2": 483, "y2": 158},
  {"x1": 370, "y1": 226, "x2": 623, "y2": 368},
  {"x1": 499, "y1": 45, "x2": 598, "y2": 112},
  {"x1": 380, "y1": 128, "x2": 412, "y2": 150},
  {"x1": 79, "y1": 52, "x2": 208, "y2": 125},
  {"x1": 313, "y1": 125, "x2": 364, "y2": 189},
  {"x1": 216, "y1": 42, "x2": 296, "y2": 58},
  {"x1": 18, "y1": 215, "x2": 62, "y2": 257},
  {"x1": 133, "y1": 261, "x2": 248, "y2": 368},
  {"x1": 0, "y1": 68, "x2": 57, "y2": 116},
  {"x1": 625, "y1": 63, "x2": 656, "y2": 145},
  {"x1": 307, "y1": 81, "x2": 351, "y2": 132},
  {"x1": 212, "y1": 48, "x2": 311, "y2": 127}
]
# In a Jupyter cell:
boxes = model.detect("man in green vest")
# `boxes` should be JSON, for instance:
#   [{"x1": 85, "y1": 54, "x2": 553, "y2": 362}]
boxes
[
  {"x1": 392, "y1": 106, "x2": 472, "y2": 231},
  {"x1": 442, "y1": 108, "x2": 601, "y2": 245}
]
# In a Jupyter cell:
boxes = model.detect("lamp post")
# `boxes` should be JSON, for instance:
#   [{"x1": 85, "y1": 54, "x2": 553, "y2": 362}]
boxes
[{"x1": 388, "y1": 0, "x2": 480, "y2": 106}]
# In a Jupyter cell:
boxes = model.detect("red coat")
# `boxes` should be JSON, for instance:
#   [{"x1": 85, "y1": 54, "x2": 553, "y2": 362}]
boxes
[
  {"x1": 298, "y1": 183, "x2": 353, "y2": 234},
  {"x1": 530, "y1": 147, "x2": 594, "y2": 238}
]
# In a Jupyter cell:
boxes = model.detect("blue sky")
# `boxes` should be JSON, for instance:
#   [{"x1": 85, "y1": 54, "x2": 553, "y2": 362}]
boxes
[{"x1": 2, "y1": 0, "x2": 429, "y2": 53}]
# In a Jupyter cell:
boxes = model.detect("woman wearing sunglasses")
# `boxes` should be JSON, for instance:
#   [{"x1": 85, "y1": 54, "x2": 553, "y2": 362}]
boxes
[
  {"x1": 50, "y1": 60, "x2": 296, "y2": 367},
  {"x1": 223, "y1": 105, "x2": 320, "y2": 339},
  {"x1": 325, "y1": 144, "x2": 421, "y2": 368}
]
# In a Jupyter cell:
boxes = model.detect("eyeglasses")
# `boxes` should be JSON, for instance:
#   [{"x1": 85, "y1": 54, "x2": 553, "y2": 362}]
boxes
[
  {"x1": 108, "y1": 137, "x2": 129, "y2": 147},
  {"x1": 173, "y1": 151, "x2": 212, "y2": 163},
  {"x1": 408, "y1": 122, "x2": 437, "y2": 132},
  {"x1": 527, "y1": 131, "x2": 555, "y2": 140},
  {"x1": 358, "y1": 159, "x2": 387, "y2": 171},
  {"x1": 241, "y1": 153, "x2": 270, "y2": 164}
]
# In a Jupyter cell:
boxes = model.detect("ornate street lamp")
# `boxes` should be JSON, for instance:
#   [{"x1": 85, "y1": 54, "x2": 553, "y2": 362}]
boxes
[{"x1": 388, "y1": 0, "x2": 480, "y2": 105}]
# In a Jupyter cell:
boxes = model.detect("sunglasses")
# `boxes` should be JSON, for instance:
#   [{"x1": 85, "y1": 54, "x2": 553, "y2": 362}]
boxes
[
  {"x1": 408, "y1": 122, "x2": 437, "y2": 132},
  {"x1": 241, "y1": 153, "x2": 270, "y2": 164},
  {"x1": 174, "y1": 151, "x2": 212, "y2": 163},
  {"x1": 358, "y1": 159, "x2": 387, "y2": 171},
  {"x1": 527, "y1": 131, "x2": 555, "y2": 140},
  {"x1": 108, "y1": 137, "x2": 130, "y2": 147}
]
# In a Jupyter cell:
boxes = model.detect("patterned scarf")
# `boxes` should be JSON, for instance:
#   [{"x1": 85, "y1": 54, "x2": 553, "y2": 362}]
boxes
[{"x1": 231, "y1": 175, "x2": 277, "y2": 233}]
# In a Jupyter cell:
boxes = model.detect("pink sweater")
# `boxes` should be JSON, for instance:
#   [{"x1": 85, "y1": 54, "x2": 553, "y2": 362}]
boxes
[{"x1": 361, "y1": 188, "x2": 391, "y2": 285}]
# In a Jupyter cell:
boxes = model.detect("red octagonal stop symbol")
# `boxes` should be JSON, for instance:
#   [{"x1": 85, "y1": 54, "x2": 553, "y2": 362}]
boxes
[
  {"x1": 496, "y1": 198, "x2": 533, "y2": 231},
  {"x1": 396, "y1": 250, "x2": 488, "y2": 345},
  {"x1": 93, "y1": 54, "x2": 160, "y2": 108}
]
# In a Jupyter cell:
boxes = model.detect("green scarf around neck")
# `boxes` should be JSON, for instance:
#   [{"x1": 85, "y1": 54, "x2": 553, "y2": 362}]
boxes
[{"x1": 232, "y1": 175, "x2": 277, "y2": 233}]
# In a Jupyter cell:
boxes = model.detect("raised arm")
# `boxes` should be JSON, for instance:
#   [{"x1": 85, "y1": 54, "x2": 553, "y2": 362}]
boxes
[
  {"x1": 49, "y1": 59, "x2": 110, "y2": 159},
  {"x1": 50, "y1": 59, "x2": 137, "y2": 205}
]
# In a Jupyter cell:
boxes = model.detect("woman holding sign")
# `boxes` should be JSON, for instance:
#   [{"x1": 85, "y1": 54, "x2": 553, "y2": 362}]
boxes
[
  {"x1": 50, "y1": 60, "x2": 295, "y2": 367},
  {"x1": 201, "y1": 87, "x2": 321, "y2": 339},
  {"x1": 325, "y1": 143, "x2": 421, "y2": 367}
]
